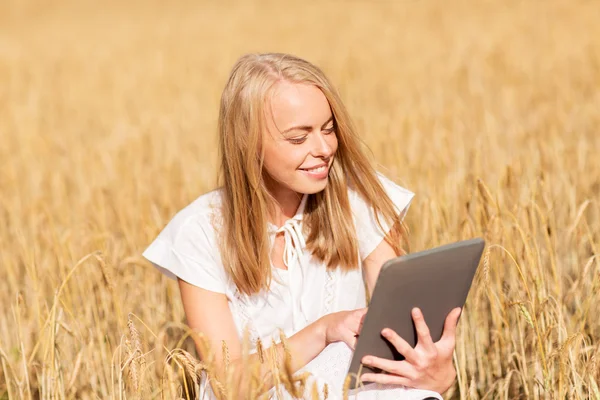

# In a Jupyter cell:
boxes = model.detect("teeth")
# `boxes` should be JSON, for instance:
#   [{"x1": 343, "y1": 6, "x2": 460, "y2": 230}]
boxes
[{"x1": 305, "y1": 166, "x2": 326, "y2": 173}]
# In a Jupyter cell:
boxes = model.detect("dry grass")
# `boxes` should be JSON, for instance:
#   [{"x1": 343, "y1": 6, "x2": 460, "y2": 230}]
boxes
[{"x1": 1, "y1": 0, "x2": 599, "y2": 398}]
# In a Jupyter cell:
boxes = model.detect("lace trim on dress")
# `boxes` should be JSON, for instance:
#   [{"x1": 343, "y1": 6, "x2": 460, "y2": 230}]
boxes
[
  {"x1": 232, "y1": 289, "x2": 261, "y2": 348},
  {"x1": 323, "y1": 268, "x2": 336, "y2": 315}
]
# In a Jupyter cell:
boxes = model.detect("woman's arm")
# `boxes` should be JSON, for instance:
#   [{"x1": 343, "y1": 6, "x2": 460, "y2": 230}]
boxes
[
  {"x1": 361, "y1": 238, "x2": 460, "y2": 394},
  {"x1": 362, "y1": 237, "x2": 398, "y2": 298},
  {"x1": 177, "y1": 278, "x2": 365, "y2": 398}
]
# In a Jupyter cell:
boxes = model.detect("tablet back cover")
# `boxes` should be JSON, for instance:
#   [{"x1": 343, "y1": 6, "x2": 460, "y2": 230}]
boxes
[{"x1": 347, "y1": 238, "x2": 485, "y2": 388}]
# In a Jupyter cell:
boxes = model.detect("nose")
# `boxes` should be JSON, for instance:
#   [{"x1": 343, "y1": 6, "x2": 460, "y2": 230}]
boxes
[{"x1": 309, "y1": 131, "x2": 334, "y2": 159}]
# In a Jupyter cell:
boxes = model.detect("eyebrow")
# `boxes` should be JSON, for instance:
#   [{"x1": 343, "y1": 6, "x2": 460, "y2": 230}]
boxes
[{"x1": 281, "y1": 116, "x2": 334, "y2": 135}]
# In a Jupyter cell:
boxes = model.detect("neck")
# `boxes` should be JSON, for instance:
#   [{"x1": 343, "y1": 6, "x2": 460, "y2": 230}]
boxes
[{"x1": 264, "y1": 178, "x2": 303, "y2": 227}]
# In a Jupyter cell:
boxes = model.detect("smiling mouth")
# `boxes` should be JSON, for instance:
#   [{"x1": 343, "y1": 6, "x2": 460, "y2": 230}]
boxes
[{"x1": 300, "y1": 165, "x2": 328, "y2": 173}]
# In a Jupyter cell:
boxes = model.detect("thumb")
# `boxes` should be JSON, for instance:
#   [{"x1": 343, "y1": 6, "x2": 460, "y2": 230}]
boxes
[
  {"x1": 356, "y1": 307, "x2": 368, "y2": 318},
  {"x1": 344, "y1": 331, "x2": 358, "y2": 350},
  {"x1": 440, "y1": 307, "x2": 461, "y2": 343},
  {"x1": 358, "y1": 310, "x2": 368, "y2": 332},
  {"x1": 353, "y1": 308, "x2": 368, "y2": 332}
]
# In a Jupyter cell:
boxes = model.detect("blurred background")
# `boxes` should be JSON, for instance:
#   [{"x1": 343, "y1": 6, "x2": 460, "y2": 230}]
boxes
[{"x1": 1, "y1": 0, "x2": 599, "y2": 398}]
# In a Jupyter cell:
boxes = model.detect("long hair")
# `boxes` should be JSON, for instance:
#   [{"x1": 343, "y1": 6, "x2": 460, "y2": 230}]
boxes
[{"x1": 218, "y1": 53, "x2": 407, "y2": 296}]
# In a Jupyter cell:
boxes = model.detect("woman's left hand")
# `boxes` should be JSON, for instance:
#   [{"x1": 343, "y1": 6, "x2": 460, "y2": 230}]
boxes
[{"x1": 359, "y1": 307, "x2": 461, "y2": 394}]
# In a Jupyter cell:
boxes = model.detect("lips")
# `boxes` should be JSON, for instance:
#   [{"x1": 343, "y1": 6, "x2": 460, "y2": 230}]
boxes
[
  {"x1": 299, "y1": 163, "x2": 330, "y2": 180},
  {"x1": 300, "y1": 164, "x2": 328, "y2": 173}
]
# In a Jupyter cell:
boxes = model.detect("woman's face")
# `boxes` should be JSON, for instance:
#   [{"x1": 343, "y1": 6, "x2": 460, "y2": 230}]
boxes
[{"x1": 262, "y1": 81, "x2": 338, "y2": 198}]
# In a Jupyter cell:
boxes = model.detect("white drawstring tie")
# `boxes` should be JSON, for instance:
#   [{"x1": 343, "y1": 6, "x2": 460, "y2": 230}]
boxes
[
  {"x1": 269, "y1": 195, "x2": 311, "y2": 333},
  {"x1": 276, "y1": 218, "x2": 310, "y2": 332}
]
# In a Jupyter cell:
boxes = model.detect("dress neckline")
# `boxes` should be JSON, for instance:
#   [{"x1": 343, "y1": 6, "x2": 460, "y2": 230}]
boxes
[{"x1": 267, "y1": 193, "x2": 308, "y2": 233}]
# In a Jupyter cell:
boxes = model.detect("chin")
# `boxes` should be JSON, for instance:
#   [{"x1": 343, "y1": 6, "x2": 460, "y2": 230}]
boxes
[{"x1": 295, "y1": 179, "x2": 329, "y2": 195}]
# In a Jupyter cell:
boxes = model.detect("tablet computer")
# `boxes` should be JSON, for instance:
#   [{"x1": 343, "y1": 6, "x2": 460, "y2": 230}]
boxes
[{"x1": 347, "y1": 238, "x2": 485, "y2": 388}]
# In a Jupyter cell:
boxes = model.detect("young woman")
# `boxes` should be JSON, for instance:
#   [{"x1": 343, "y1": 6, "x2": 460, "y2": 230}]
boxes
[{"x1": 143, "y1": 53, "x2": 461, "y2": 399}]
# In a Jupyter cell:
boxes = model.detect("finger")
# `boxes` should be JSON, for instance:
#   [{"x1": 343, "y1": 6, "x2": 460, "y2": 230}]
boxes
[
  {"x1": 380, "y1": 328, "x2": 418, "y2": 363},
  {"x1": 412, "y1": 308, "x2": 435, "y2": 349},
  {"x1": 360, "y1": 372, "x2": 412, "y2": 387},
  {"x1": 361, "y1": 356, "x2": 415, "y2": 378},
  {"x1": 438, "y1": 307, "x2": 462, "y2": 346}
]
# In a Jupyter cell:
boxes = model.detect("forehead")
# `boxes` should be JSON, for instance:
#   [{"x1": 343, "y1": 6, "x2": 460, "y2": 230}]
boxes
[{"x1": 266, "y1": 82, "x2": 332, "y2": 130}]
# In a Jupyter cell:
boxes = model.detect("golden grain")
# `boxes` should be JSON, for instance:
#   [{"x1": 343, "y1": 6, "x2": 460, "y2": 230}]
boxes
[{"x1": 1, "y1": 0, "x2": 599, "y2": 398}]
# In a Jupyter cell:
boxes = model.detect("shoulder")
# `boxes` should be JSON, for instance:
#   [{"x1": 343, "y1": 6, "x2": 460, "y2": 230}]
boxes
[
  {"x1": 347, "y1": 172, "x2": 415, "y2": 260},
  {"x1": 154, "y1": 188, "x2": 225, "y2": 245},
  {"x1": 143, "y1": 188, "x2": 226, "y2": 268},
  {"x1": 347, "y1": 171, "x2": 415, "y2": 216},
  {"x1": 142, "y1": 187, "x2": 230, "y2": 293}
]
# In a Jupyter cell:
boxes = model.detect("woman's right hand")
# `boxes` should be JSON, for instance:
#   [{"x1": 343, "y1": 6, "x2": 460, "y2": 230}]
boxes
[{"x1": 320, "y1": 308, "x2": 368, "y2": 350}]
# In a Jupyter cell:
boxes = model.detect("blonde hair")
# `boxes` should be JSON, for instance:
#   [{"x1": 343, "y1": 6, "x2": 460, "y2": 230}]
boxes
[{"x1": 218, "y1": 53, "x2": 407, "y2": 296}]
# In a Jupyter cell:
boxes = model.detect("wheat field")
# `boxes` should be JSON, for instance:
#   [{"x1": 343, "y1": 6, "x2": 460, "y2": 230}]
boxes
[{"x1": 1, "y1": 0, "x2": 599, "y2": 398}]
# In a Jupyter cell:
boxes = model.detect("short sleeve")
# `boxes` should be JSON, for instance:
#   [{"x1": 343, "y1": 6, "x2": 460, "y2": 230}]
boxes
[
  {"x1": 350, "y1": 173, "x2": 415, "y2": 260},
  {"x1": 142, "y1": 214, "x2": 229, "y2": 294}
]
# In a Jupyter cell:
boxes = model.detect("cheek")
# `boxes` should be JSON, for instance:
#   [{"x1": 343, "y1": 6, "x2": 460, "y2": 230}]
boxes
[
  {"x1": 329, "y1": 135, "x2": 339, "y2": 155},
  {"x1": 262, "y1": 143, "x2": 305, "y2": 176}
]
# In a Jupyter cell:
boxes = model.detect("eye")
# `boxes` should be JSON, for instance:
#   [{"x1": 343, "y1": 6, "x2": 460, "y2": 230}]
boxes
[
  {"x1": 288, "y1": 136, "x2": 307, "y2": 144},
  {"x1": 323, "y1": 126, "x2": 335, "y2": 134}
]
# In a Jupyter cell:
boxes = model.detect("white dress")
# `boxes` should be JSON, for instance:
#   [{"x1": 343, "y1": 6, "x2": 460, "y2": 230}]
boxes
[{"x1": 142, "y1": 173, "x2": 442, "y2": 400}]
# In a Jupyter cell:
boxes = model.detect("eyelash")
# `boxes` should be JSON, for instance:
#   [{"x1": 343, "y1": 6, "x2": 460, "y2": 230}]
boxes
[
  {"x1": 288, "y1": 137, "x2": 307, "y2": 144},
  {"x1": 288, "y1": 128, "x2": 335, "y2": 145}
]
